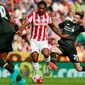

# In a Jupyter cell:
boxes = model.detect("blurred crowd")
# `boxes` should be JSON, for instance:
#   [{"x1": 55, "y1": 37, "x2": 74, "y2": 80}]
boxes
[{"x1": 0, "y1": 0, "x2": 85, "y2": 61}]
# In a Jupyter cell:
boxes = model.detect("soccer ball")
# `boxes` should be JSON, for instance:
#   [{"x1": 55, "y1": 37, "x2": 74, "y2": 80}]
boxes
[{"x1": 32, "y1": 75, "x2": 43, "y2": 84}]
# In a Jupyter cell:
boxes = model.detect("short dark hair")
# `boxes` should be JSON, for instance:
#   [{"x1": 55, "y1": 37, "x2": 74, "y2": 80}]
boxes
[
  {"x1": 75, "y1": 11, "x2": 84, "y2": 19},
  {"x1": 38, "y1": 1, "x2": 47, "y2": 8}
]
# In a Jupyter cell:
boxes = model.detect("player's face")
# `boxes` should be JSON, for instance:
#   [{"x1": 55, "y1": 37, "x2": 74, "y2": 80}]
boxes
[
  {"x1": 38, "y1": 4, "x2": 46, "y2": 16},
  {"x1": 73, "y1": 14, "x2": 81, "y2": 24}
]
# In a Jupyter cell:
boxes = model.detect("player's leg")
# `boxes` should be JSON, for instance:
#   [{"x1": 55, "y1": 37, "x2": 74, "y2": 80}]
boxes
[
  {"x1": 0, "y1": 57, "x2": 14, "y2": 73},
  {"x1": 0, "y1": 32, "x2": 26, "y2": 85},
  {"x1": 30, "y1": 39, "x2": 40, "y2": 76},
  {"x1": 50, "y1": 46, "x2": 63, "y2": 61},
  {"x1": 72, "y1": 56, "x2": 85, "y2": 71},
  {"x1": 50, "y1": 46, "x2": 63, "y2": 58},
  {"x1": 8, "y1": 33, "x2": 26, "y2": 85},
  {"x1": 6, "y1": 59, "x2": 25, "y2": 83},
  {"x1": 66, "y1": 46, "x2": 85, "y2": 72},
  {"x1": 0, "y1": 32, "x2": 19, "y2": 84},
  {"x1": 40, "y1": 40, "x2": 57, "y2": 75},
  {"x1": 0, "y1": 57, "x2": 23, "y2": 85},
  {"x1": 41, "y1": 48, "x2": 51, "y2": 75},
  {"x1": 0, "y1": 57, "x2": 20, "y2": 84},
  {"x1": 73, "y1": 63, "x2": 85, "y2": 71},
  {"x1": 0, "y1": 52, "x2": 26, "y2": 85},
  {"x1": 31, "y1": 52, "x2": 40, "y2": 75},
  {"x1": 39, "y1": 40, "x2": 51, "y2": 75},
  {"x1": 7, "y1": 60, "x2": 26, "y2": 85},
  {"x1": 50, "y1": 46, "x2": 63, "y2": 70},
  {"x1": 0, "y1": 52, "x2": 14, "y2": 68}
]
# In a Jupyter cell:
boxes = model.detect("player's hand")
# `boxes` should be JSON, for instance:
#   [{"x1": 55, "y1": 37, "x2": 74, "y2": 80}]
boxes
[
  {"x1": 16, "y1": 31, "x2": 22, "y2": 36},
  {"x1": 61, "y1": 34, "x2": 69, "y2": 39}
]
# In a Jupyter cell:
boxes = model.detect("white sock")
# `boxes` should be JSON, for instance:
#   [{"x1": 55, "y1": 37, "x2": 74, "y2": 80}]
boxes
[
  {"x1": 45, "y1": 56, "x2": 51, "y2": 64},
  {"x1": 32, "y1": 62, "x2": 40, "y2": 75}
]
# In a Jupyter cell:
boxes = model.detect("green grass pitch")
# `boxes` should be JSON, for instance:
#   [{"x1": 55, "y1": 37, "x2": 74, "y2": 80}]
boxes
[{"x1": 0, "y1": 77, "x2": 85, "y2": 85}]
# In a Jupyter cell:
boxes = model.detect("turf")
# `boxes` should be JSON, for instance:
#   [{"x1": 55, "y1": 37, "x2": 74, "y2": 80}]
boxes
[{"x1": 0, "y1": 78, "x2": 85, "y2": 85}]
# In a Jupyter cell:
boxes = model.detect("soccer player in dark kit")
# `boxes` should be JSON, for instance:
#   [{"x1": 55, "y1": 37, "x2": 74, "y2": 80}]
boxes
[
  {"x1": 0, "y1": 2, "x2": 26, "y2": 85},
  {"x1": 50, "y1": 11, "x2": 85, "y2": 72}
]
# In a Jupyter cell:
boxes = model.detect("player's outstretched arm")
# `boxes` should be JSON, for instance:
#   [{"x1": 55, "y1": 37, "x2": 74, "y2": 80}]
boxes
[
  {"x1": 48, "y1": 23, "x2": 62, "y2": 37},
  {"x1": 48, "y1": 23, "x2": 69, "y2": 39},
  {"x1": 16, "y1": 21, "x2": 30, "y2": 35}
]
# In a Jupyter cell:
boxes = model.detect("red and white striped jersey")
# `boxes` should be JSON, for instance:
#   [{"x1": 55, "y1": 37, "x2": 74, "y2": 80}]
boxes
[{"x1": 25, "y1": 11, "x2": 52, "y2": 41}]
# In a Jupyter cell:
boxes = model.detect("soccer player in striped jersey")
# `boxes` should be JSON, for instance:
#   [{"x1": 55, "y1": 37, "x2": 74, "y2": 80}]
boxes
[{"x1": 17, "y1": 1, "x2": 69, "y2": 77}]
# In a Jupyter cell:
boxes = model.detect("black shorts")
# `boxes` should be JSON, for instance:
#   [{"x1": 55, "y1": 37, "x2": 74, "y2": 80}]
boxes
[
  {"x1": 58, "y1": 45, "x2": 79, "y2": 63},
  {"x1": 0, "y1": 32, "x2": 15, "y2": 52}
]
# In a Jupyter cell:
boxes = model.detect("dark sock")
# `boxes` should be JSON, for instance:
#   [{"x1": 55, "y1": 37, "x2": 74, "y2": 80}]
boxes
[
  {"x1": 6, "y1": 60, "x2": 14, "y2": 68},
  {"x1": 82, "y1": 66, "x2": 85, "y2": 71},
  {"x1": 0, "y1": 58, "x2": 22, "y2": 81},
  {"x1": 50, "y1": 52, "x2": 57, "y2": 64},
  {"x1": 0, "y1": 57, "x2": 14, "y2": 73},
  {"x1": 50, "y1": 52, "x2": 56, "y2": 59},
  {"x1": 50, "y1": 59, "x2": 56, "y2": 64},
  {"x1": 6, "y1": 60, "x2": 22, "y2": 81},
  {"x1": 4, "y1": 64, "x2": 14, "y2": 73},
  {"x1": 16, "y1": 75, "x2": 22, "y2": 81}
]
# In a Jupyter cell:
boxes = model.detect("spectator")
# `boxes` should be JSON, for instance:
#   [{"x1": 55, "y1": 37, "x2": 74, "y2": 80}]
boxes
[
  {"x1": 65, "y1": 11, "x2": 74, "y2": 21},
  {"x1": 52, "y1": 1, "x2": 64, "y2": 12},
  {"x1": 62, "y1": 0, "x2": 73, "y2": 16},
  {"x1": 72, "y1": 0, "x2": 82, "y2": 13},
  {"x1": 17, "y1": 38, "x2": 30, "y2": 52}
]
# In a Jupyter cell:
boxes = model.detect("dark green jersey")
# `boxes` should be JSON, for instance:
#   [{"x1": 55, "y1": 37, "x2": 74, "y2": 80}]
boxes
[
  {"x1": 0, "y1": 3, "x2": 15, "y2": 34},
  {"x1": 58, "y1": 20, "x2": 84, "y2": 47}
]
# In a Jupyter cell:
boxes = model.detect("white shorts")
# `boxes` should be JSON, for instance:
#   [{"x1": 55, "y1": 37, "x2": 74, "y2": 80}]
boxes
[{"x1": 30, "y1": 39, "x2": 49, "y2": 53}]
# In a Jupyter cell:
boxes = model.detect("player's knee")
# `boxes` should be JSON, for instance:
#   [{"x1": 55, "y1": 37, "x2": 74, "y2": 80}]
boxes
[
  {"x1": 31, "y1": 52, "x2": 39, "y2": 63},
  {"x1": 32, "y1": 57, "x2": 38, "y2": 63},
  {"x1": 32, "y1": 55, "x2": 38, "y2": 63},
  {"x1": 43, "y1": 53, "x2": 49, "y2": 58}
]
